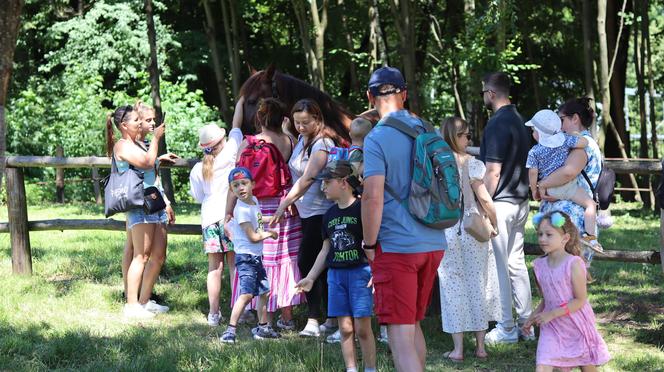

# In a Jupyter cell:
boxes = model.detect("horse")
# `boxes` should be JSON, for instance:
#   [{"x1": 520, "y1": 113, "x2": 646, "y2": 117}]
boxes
[{"x1": 238, "y1": 64, "x2": 378, "y2": 140}]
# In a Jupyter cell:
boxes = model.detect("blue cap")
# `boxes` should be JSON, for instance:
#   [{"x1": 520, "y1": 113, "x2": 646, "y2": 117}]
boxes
[
  {"x1": 368, "y1": 67, "x2": 406, "y2": 96},
  {"x1": 228, "y1": 167, "x2": 253, "y2": 183}
]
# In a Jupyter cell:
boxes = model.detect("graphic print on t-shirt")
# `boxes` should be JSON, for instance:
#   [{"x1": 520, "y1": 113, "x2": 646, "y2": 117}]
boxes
[{"x1": 322, "y1": 200, "x2": 367, "y2": 268}]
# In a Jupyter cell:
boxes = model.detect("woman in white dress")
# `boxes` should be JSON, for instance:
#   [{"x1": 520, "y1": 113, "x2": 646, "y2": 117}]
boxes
[{"x1": 437, "y1": 117, "x2": 502, "y2": 361}]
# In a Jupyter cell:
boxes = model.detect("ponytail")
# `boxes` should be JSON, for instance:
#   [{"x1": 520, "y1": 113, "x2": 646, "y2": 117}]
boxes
[
  {"x1": 202, "y1": 152, "x2": 215, "y2": 181},
  {"x1": 106, "y1": 114, "x2": 116, "y2": 157}
]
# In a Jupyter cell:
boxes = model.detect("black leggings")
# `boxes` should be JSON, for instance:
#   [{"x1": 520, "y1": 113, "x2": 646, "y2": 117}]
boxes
[{"x1": 298, "y1": 214, "x2": 327, "y2": 319}]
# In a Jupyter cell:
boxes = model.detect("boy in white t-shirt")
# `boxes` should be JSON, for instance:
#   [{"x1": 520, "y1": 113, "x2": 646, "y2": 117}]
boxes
[{"x1": 220, "y1": 167, "x2": 279, "y2": 343}]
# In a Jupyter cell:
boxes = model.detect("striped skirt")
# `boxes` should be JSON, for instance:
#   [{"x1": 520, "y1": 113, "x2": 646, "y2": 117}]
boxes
[{"x1": 231, "y1": 196, "x2": 306, "y2": 312}]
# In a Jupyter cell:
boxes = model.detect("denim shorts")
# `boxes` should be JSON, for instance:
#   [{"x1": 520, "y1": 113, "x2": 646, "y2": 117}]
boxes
[
  {"x1": 327, "y1": 264, "x2": 373, "y2": 318},
  {"x1": 202, "y1": 221, "x2": 234, "y2": 254},
  {"x1": 235, "y1": 254, "x2": 270, "y2": 297},
  {"x1": 126, "y1": 208, "x2": 167, "y2": 229}
]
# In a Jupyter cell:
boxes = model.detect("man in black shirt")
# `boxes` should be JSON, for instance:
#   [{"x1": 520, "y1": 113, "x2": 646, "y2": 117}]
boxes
[{"x1": 479, "y1": 72, "x2": 533, "y2": 344}]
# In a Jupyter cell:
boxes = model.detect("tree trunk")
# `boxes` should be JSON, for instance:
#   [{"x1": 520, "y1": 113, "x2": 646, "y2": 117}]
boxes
[
  {"x1": 643, "y1": 0, "x2": 657, "y2": 159},
  {"x1": 582, "y1": 0, "x2": 596, "y2": 136},
  {"x1": 292, "y1": 0, "x2": 322, "y2": 89},
  {"x1": 0, "y1": 0, "x2": 23, "y2": 195},
  {"x1": 388, "y1": 0, "x2": 420, "y2": 114},
  {"x1": 368, "y1": 0, "x2": 388, "y2": 71},
  {"x1": 338, "y1": 0, "x2": 359, "y2": 95},
  {"x1": 633, "y1": 2, "x2": 650, "y2": 207},
  {"x1": 598, "y1": 0, "x2": 641, "y2": 202},
  {"x1": 220, "y1": 0, "x2": 240, "y2": 97},
  {"x1": 309, "y1": 0, "x2": 328, "y2": 90},
  {"x1": 56, "y1": 146, "x2": 65, "y2": 203},
  {"x1": 202, "y1": 0, "x2": 231, "y2": 124},
  {"x1": 524, "y1": 37, "x2": 542, "y2": 108},
  {"x1": 145, "y1": 0, "x2": 175, "y2": 203}
]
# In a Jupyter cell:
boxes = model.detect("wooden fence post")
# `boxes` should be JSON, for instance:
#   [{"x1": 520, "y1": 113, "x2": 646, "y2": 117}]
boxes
[
  {"x1": 7, "y1": 167, "x2": 32, "y2": 275},
  {"x1": 55, "y1": 146, "x2": 65, "y2": 203},
  {"x1": 91, "y1": 167, "x2": 101, "y2": 204}
]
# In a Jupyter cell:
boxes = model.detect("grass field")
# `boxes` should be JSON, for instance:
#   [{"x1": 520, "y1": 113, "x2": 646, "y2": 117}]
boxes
[{"x1": 0, "y1": 202, "x2": 662, "y2": 371}]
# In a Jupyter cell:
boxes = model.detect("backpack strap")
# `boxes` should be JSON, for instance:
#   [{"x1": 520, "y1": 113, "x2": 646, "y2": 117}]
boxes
[
  {"x1": 581, "y1": 169, "x2": 599, "y2": 204},
  {"x1": 380, "y1": 115, "x2": 431, "y2": 203}
]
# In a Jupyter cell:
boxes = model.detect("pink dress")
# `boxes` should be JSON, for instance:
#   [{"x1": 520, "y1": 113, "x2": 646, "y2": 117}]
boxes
[
  {"x1": 533, "y1": 255, "x2": 611, "y2": 369},
  {"x1": 230, "y1": 194, "x2": 305, "y2": 311}
]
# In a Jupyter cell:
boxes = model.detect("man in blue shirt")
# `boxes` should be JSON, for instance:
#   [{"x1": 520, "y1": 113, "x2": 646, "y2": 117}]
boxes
[{"x1": 362, "y1": 66, "x2": 446, "y2": 372}]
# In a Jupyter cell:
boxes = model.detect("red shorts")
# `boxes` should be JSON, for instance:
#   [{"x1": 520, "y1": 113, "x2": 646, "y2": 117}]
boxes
[{"x1": 371, "y1": 244, "x2": 444, "y2": 324}]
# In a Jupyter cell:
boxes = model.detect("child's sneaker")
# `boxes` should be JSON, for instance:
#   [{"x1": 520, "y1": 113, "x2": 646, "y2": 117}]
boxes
[
  {"x1": 142, "y1": 300, "x2": 169, "y2": 313},
  {"x1": 276, "y1": 318, "x2": 295, "y2": 331},
  {"x1": 253, "y1": 326, "x2": 281, "y2": 340},
  {"x1": 123, "y1": 303, "x2": 156, "y2": 319},
  {"x1": 377, "y1": 325, "x2": 389, "y2": 344},
  {"x1": 326, "y1": 329, "x2": 341, "y2": 344},
  {"x1": 220, "y1": 330, "x2": 236, "y2": 344},
  {"x1": 581, "y1": 233, "x2": 604, "y2": 253},
  {"x1": 238, "y1": 310, "x2": 255, "y2": 324},
  {"x1": 518, "y1": 325, "x2": 536, "y2": 341},
  {"x1": 319, "y1": 321, "x2": 338, "y2": 334},
  {"x1": 596, "y1": 210, "x2": 614, "y2": 229},
  {"x1": 207, "y1": 312, "x2": 222, "y2": 326}
]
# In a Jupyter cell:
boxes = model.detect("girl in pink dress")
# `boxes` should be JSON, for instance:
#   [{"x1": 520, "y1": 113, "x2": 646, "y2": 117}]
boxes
[{"x1": 523, "y1": 211, "x2": 610, "y2": 372}]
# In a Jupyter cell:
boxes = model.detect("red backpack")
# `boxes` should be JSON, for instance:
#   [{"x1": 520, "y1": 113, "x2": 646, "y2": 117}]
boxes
[{"x1": 237, "y1": 136, "x2": 292, "y2": 198}]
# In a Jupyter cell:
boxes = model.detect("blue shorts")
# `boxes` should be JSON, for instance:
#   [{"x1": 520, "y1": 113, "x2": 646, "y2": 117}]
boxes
[
  {"x1": 327, "y1": 265, "x2": 373, "y2": 318},
  {"x1": 127, "y1": 208, "x2": 167, "y2": 229},
  {"x1": 235, "y1": 254, "x2": 270, "y2": 297}
]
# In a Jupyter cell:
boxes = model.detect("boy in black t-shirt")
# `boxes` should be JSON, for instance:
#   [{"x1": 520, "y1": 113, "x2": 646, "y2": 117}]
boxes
[{"x1": 295, "y1": 161, "x2": 376, "y2": 372}]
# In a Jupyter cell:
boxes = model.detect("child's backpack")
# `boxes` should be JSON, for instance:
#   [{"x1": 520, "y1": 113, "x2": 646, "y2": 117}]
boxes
[
  {"x1": 382, "y1": 116, "x2": 461, "y2": 229},
  {"x1": 237, "y1": 136, "x2": 292, "y2": 198}
]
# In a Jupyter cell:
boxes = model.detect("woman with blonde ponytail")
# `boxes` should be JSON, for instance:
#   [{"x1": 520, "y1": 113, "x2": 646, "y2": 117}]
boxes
[
  {"x1": 106, "y1": 104, "x2": 170, "y2": 319},
  {"x1": 189, "y1": 98, "x2": 244, "y2": 326}
]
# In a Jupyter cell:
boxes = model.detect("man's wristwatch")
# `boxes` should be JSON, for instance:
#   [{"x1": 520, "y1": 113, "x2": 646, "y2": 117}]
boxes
[{"x1": 363, "y1": 242, "x2": 378, "y2": 250}]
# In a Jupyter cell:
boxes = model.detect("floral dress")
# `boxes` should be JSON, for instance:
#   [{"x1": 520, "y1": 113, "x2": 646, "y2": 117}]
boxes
[
  {"x1": 437, "y1": 156, "x2": 502, "y2": 333},
  {"x1": 540, "y1": 131, "x2": 602, "y2": 260}
]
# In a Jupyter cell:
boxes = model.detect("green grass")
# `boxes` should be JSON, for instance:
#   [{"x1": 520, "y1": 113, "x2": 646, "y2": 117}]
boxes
[{"x1": 0, "y1": 202, "x2": 662, "y2": 371}]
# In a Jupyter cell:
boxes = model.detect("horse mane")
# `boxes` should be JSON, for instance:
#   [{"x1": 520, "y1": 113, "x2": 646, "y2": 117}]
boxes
[{"x1": 241, "y1": 68, "x2": 353, "y2": 143}]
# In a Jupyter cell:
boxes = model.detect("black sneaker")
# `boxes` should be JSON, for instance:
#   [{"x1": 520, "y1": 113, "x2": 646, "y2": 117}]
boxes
[
  {"x1": 253, "y1": 326, "x2": 281, "y2": 340},
  {"x1": 220, "y1": 330, "x2": 236, "y2": 344}
]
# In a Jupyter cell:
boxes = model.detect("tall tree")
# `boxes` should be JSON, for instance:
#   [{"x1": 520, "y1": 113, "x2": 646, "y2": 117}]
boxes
[
  {"x1": 338, "y1": 0, "x2": 360, "y2": 95},
  {"x1": 368, "y1": 0, "x2": 388, "y2": 71},
  {"x1": 582, "y1": 0, "x2": 596, "y2": 137},
  {"x1": 292, "y1": 0, "x2": 328, "y2": 90},
  {"x1": 388, "y1": 0, "x2": 421, "y2": 114},
  {"x1": 220, "y1": 0, "x2": 241, "y2": 97},
  {"x1": 642, "y1": 0, "x2": 657, "y2": 159},
  {"x1": 145, "y1": 0, "x2": 175, "y2": 203},
  {"x1": 203, "y1": 0, "x2": 232, "y2": 124},
  {"x1": 0, "y1": 0, "x2": 24, "y2": 192}
]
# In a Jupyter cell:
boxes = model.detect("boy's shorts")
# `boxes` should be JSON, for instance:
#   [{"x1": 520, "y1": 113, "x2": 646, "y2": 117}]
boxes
[
  {"x1": 235, "y1": 254, "x2": 269, "y2": 297},
  {"x1": 327, "y1": 265, "x2": 373, "y2": 318},
  {"x1": 127, "y1": 208, "x2": 167, "y2": 229},
  {"x1": 372, "y1": 244, "x2": 444, "y2": 324},
  {"x1": 547, "y1": 180, "x2": 582, "y2": 201},
  {"x1": 202, "y1": 221, "x2": 234, "y2": 254}
]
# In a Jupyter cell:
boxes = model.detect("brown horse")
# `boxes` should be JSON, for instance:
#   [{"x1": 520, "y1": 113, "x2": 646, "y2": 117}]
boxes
[{"x1": 238, "y1": 65, "x2": 378, "y2": 140}]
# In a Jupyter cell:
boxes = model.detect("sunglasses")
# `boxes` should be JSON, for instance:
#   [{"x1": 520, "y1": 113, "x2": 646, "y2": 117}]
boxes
[{"x1": 479, "y1": 89, "x2": 494, "y2": 97}]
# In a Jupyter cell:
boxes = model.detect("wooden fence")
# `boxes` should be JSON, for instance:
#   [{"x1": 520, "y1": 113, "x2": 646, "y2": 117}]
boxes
[{"x1": 4, "y1": 152, "x2": 664, "y2": 275}]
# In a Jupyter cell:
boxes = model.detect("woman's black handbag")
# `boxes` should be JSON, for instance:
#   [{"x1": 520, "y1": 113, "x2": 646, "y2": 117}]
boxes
[
  {"x1": 102, "y1": 155, "x2": 145, "y2": 218},
  {"x1": 143, "y1": 186, "x2": 166, "y2": 214}
]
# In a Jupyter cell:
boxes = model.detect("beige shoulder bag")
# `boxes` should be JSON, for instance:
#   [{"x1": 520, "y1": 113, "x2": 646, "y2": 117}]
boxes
[{"x1": 460, "y1": 159, "x2": 494, "y2": 242}]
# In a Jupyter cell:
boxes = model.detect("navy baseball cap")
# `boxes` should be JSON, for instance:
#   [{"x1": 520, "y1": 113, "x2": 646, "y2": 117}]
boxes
[
  {"x1": 368, "y1": 66, "x2": 406, "y2": 96},
  {"x1": 228, "y1": 167, "x2": 253, "y2": 183}
]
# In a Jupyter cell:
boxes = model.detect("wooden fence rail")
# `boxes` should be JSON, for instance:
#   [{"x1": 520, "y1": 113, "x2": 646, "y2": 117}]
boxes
[{"x1": 4, "y1": 155, "x2": 664, "y2": 275}]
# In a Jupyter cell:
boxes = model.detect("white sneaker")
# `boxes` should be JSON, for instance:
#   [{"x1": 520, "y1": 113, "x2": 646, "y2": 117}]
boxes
[
  {"x1": 519, "y1": 325, "x2": 536, "y2": 341},
  {"x1": 326, "y1": 329, "x2": 341, "y2": 344},
  {"x1": 142, "y1": 300, "x2": 169, "y2": 313},
  {"x1": 207, "y1": 312, "x2": 222, "y2": 326},
  {"x1": 276, "y1": 318, "x2": 295, "y2": 331},
  {"x1": 485, "y1": 324, "x2": 518, "y2": 344},
  {"x1": 319, "y1": 322, "x2": 338, "y2": 334},
  {"x1": 377, "y1": 325, "x2": 389, "y2": 344},
  {"x1": 123, "y1": 303, "x2": 156, "y2": 319},
  {"x1": 299, "y1": 322, "x2": 320, "y2": 337}
]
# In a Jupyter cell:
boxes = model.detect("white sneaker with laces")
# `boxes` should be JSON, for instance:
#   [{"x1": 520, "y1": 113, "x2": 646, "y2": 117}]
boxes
[
  {"x1": 142, "y1": 300, "x2": 169, "y2": 313},
  {"x1": 326, "y1": 329, "x2": 341, "y2": 344},
  {"x1": 123, "y1": 303, "x2": 156, "y2": 319},
  {"x1": 299, "y1": 322, "x2": 320, "y2": 337},
  {"x1": 207, "y1": 312, "x2": 222, "y2": 326},
  {"x1": 485, "y1": 324, "x2": 518, "y2": 344}
]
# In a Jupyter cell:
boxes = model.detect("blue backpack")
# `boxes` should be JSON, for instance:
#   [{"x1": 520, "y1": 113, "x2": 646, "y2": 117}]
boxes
[{"x1": 382, "y1": 116, "x2": 461, "y2": 229}]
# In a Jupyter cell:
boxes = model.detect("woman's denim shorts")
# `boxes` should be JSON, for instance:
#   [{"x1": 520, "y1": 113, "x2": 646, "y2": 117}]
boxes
[{"x1": 126, "y1": 208, "x2": 167, "y2": 229}]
